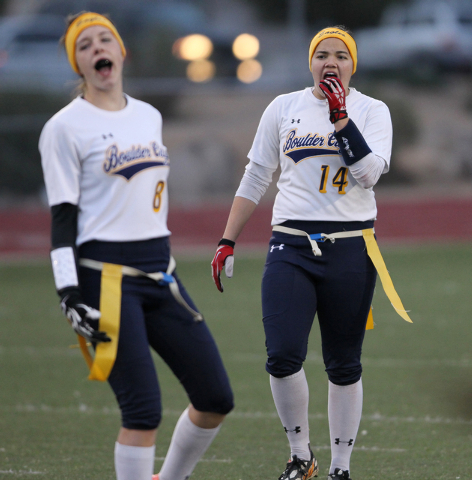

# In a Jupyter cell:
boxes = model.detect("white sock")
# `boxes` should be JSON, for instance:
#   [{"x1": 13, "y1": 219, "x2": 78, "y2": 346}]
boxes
[
  {"x1": 159, "y1": 408, "x2": 221, "y2": 480},
  {"x1": 114, "y1": 442, "x2": 155, "y2": 480},
  {"x1": 328, "y1": 378, "x2": 363, "y2": 474},
  {"x1": 270, "y1": 369, "x2": 311, "y2": 460}
]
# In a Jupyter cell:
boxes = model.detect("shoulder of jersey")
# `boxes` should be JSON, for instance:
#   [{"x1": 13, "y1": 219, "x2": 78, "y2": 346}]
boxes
[
  {"x1": 266, "y1": 88, "x2": 309, "y2": 114},
  {"x1": 274, "y1": 88, "x2": 307, "y2": 103},
  {"x1": 349, "y1": 88, "x2": 387, "y2": 110},
  {"x1": 127, "y1": 95, "x2": 162, "y2": 119},
  {"x1": 42, "y1": 97, "x2": 84, "y2": 132}
]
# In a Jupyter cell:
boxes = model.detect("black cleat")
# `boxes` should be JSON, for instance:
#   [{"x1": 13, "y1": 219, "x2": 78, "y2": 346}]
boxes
[
  {"x1": 328, "y1": 468, "x2": 352, "y2": 479},
  {"x1": 278, "y1": 449, "x2": 319, "y2": 480}
]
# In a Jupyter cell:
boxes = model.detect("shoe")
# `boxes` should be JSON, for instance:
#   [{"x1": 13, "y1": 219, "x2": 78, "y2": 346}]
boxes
[
  {"x1": 152, "y1": 475, "x2": 159, "y2": 480},
  {"x1": 328, "y1": 468, "x2": 352, "y2": 479},
  {"x1": 278, "y1": 449, "x2": 319, "y2": 480}
]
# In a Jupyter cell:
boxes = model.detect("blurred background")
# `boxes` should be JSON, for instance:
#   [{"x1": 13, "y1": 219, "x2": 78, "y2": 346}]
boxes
[{"x1": 0, "y1": 0, "x2": 472, "y2": 256}]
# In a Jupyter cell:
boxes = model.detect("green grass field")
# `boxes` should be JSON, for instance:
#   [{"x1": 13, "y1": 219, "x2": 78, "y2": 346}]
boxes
[{"x1": 1, "y1": 243, "x2": 472, "y2": 479}]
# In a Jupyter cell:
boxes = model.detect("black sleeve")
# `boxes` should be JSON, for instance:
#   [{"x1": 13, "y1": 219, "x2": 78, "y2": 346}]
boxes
[
  {"x1": 50, "y1": 202, "x2": 81, "y2": 300},
  {"x1": 50, "y1": 202, "x2": 78, "y2": 249},
  {"x1": 333, "y1": 119, "x2": 372, "y2": 166}
]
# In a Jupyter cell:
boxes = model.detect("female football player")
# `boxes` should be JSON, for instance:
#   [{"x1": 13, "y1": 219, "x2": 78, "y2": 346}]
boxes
[
  {"x1": 211, "y1": 25, "x2": 401, "y2": 480},
  {"x1": 39, "y1": 12, "x2": 233, "y2": 480}
]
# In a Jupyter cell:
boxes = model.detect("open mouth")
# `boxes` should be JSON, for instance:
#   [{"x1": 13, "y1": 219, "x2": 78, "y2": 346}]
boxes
[
  {"x1": 323, "y1": 72, "x2": 337, "y2": 79},
  {"x1": 94, "y1": 58, "x2": 112, "y2": 71}
]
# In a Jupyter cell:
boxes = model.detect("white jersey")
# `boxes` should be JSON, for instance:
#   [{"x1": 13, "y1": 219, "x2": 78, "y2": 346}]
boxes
[
  {"x1": 248, "y1": 87, "x2": 392, "y2": 224},
  {"x1": 40, "y1": 95, "x2": 171, "y2": 246}
]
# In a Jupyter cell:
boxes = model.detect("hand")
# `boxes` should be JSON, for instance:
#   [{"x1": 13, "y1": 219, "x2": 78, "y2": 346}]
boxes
[
  {"x1": 60, "y1": 292, "x2": 111, "y2": 343},
  {"x1": 319, "y1": 76, "x2": 348, "y2": 124},
  {"x1": 211, "y1": 241, "x2": 235, "y2": 292}
]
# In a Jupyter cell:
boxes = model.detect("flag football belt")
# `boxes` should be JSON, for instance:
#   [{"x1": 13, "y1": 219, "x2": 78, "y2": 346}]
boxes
[
  {"x1": 76, "y1": 256, "x2": 203, "y2": 382},
  {"x1": 272, "y1": 225, "x2": 413, "y2": 328}
]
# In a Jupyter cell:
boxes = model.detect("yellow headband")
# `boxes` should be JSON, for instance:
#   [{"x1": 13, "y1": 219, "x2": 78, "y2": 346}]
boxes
[
  {"x1": 308, "y1": 28, "x2": 357, "y2": 74},
  {"x1": 65, "y1": 12, "x2": 126, "y2": 74}
]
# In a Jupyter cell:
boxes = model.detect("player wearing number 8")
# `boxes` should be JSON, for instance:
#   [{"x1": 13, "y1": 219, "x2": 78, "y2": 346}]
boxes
[
  {"x1": 211, "y1": 25, "x2": 399, "y2": 480},
  {"x1": 39, "y1": 11, "x2": 233, "y2": 480}
]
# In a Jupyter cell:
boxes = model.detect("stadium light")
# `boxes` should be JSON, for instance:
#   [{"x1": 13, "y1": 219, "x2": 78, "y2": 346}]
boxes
[
  {"x1": 186, "y1": 59, "x2": 216, "y2": 82},
  {"x1": 173, "y1": 34, "x2": 213, "y2": 61},
  {"x1": 232, "y1": 33, "x2": 260, "y2": 61},
  {"x1": 236, "y1": 59, "x2": 262, "y2": 83}
]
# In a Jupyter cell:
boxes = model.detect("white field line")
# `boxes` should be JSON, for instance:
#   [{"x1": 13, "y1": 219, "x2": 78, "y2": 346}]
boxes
[
  {"x1": 0, "y1": 470, "x2": 45, "y2": 475},
  {"x1": 2, "y1": 405, "x2": 472, "y2": 426},
  {"x1": 155, "y1": 444, "x2": 406, "y2": 464},
  {"x1": 305, "y1": 445, "x2": 407, "y2": 453},
  {"x1": 155, "y1": 456, "x2": 232, "y2": 463},
  {"x1": 1, "y1": 346, "x2": 471, "y2": 369}
]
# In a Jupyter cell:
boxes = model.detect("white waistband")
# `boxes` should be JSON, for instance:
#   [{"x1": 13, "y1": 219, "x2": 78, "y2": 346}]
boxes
[
  {"x1": 79, "y1": 256, "x2": 202, "y2": 321},
  {"x1": 272, "y1": 225, "x2": 374, "y2": 256}
]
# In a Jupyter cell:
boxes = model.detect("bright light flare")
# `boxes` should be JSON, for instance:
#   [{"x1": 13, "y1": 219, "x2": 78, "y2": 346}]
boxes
[
  {"x1": 186, "y1": 59, "x2": 216, "y2": 82},
  {"x1": 173, "y1": 34, "x2": 213, "y2": 61},
  {"x1": 232, "y1": 33, "x2": 260, "y2": 60},
  {"x1": 237, "y1": 59, "x2": 262, "y2": 83}
]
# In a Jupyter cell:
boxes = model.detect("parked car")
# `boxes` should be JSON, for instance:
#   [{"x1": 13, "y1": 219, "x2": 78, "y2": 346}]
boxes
[
  {"x1": 0, "y1": 14, "x2": 76, "y2": 91},
  {"x1": 354, "y1": 0, "x2": 472, "y2": 79}
]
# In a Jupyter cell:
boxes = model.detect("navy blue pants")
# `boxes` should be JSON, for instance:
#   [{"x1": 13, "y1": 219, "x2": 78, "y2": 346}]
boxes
[
  {"x1": 78, "y1": 237, "x2": 234, "y2": 430},
  {"x1": 262, "y1": 220, "x2": 377, "y2": 386}
]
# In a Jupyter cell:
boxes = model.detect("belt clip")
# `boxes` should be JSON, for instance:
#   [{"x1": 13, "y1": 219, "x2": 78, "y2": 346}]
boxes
[
  {"x1": 309, "y1": 233, "x2": 335, "y2": 244},
  {"x1": 158, "y1": 273, "x2": 175, "y2": 286},
  {"x1": 309, "y1": 233, "x2": 325, "y2": 243}
]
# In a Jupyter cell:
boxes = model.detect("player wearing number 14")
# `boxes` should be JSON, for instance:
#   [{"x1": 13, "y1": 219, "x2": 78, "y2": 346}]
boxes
[{"x1": 211, "y1": 25, "x2": 394, "y2": 480}]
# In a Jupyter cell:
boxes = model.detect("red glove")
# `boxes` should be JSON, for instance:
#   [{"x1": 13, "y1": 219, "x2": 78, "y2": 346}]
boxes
[
  {"x1": 319, "y1": 76, "x2": 348, "y2": 124},
  {"x1": 211, "y1": 239, "x2": 235, "y2": 292}
]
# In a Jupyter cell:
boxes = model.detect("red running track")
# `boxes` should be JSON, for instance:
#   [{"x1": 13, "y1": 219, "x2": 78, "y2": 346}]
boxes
[{"x1": 1, "y1": 197, "x2": 471, "y2": 259}]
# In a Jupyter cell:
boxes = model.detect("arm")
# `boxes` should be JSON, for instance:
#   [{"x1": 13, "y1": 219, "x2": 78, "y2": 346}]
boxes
[
  {"x1": 50, "y1": 202, "x2": 110, "y2": 343},
  {"x1": 223, "y1": 157, "x2": 276, "y2": 241},
  {"x1": 212, "y1": 98, "x2": 280, "y2": 292},
  {"x1": 211, "y1": 158, "x2": 276, "y2": 292},
  {"x1": 211, "y1": 196, "x2": 258, "y2": 293},
  {"x1": 319, "y1": 77, "x2": 389, "y2": 189},
  {"x1": 39, "y1": 120, "x2": 108, "y2": 342},
  {"x1": 222, "y1": 195, "x2": 258, "y2": 243}
]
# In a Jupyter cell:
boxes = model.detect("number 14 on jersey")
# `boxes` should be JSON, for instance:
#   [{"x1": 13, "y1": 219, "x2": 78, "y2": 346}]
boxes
[{"x1": 319, "y1": 165, "x2": 348, "y2": 194}]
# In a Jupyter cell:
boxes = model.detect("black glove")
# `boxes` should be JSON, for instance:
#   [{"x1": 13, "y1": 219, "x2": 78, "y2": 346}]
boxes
[{"x1": 60, "y1": 289, "x2": 111, "y2": 343}]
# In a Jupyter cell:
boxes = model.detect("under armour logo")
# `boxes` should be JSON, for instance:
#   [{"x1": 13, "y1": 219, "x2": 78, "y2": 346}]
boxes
[
  {"x1": 284, "y1": 426, "x2": 301, "y2": 434},
  {"x1": 291, "y1": 119, "x2": 300, "y2": 123},
  {"x1": 335, "y1": 438, "x2": 353, "y2": 446},
  {"x1": 342, "y1": 137, "x2": 354, "y2": 158},
  {"x1": 102, "y1": 133, "x2": 114, "y2": 139},
  {"x1": 270, "y1": 244, "x2": 284, "y2": 252}
]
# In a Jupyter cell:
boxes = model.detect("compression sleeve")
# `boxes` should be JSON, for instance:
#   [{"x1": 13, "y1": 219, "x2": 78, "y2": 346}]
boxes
[
  {"x1": 235, "y1": 161, "x2": 276, "y2": 204},
  {"x1": 51, "y1": 202, "x2": 78, "y2": 248},
  {"x1": 50, "y1": 203, "x2": 80, "y2": 294}
]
